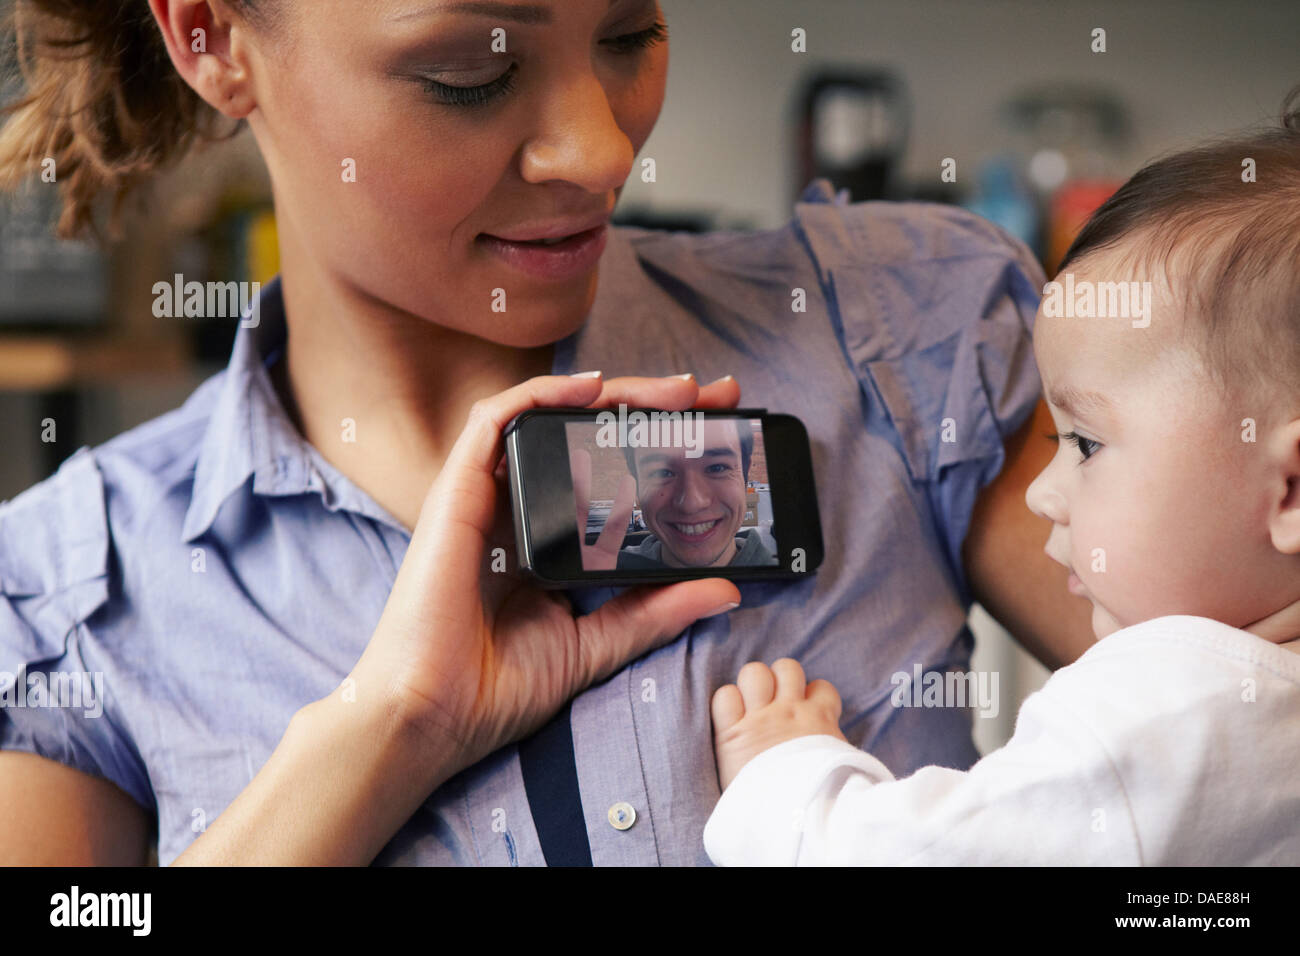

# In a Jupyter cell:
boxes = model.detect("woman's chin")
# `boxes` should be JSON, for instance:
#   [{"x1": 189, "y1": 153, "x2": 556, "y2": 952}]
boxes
[{"x1": 457, "y1": 283, "x2": 599, "y2": 349}]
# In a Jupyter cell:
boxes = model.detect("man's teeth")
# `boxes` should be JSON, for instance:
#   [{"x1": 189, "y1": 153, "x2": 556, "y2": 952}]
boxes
[{"x1": 672, "y1": 520, "x2": 719, "y2": 535}]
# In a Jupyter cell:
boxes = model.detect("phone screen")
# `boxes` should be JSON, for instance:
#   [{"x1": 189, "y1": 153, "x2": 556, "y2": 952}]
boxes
[{"x1": 564, "y1": 414, "x2": 780, "y2": 572}]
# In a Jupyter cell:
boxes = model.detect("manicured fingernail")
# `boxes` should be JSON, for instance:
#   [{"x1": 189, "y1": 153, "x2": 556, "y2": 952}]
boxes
[
  {"x1": 673, "y1": 372, "x2": 695, "y2": 381},
  {"x1": 571, "y1": 370, "x2": 602, "y2": 378},
  {"x1": 705, "y1": 601, "x2": 739, "y2": 618},
  {"x1": 707, "y1": 374, "x2": 736, "y2": 386}
]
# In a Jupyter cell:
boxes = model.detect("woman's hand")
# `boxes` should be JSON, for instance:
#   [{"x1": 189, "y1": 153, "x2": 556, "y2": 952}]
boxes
[{"x1": 351, "y1": 371, "x2": 744, "y2": 787}]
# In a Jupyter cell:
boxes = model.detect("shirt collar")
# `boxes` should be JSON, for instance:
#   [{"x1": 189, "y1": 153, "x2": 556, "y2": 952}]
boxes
[{"x1": 181, "y1": 277, "x2": 406, "y2": 542}]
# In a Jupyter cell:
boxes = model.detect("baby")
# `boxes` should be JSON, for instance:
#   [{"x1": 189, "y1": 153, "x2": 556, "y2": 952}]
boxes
[{"x1": 704, "y1": 99, "x2": 1300, "y2": 865}]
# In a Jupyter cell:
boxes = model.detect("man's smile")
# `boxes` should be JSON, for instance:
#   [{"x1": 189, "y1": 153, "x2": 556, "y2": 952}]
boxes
[{"x1": 664, "y1": 517, "x2": 725, "y2": 543}]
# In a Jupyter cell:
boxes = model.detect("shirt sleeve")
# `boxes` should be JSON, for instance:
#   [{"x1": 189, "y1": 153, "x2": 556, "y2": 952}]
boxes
[
  {"x1": 702, "y1": 685, "x2": 1140, "y2": 865},
  {"x1": 793, "y1": 185, "x2": 1045, "y2": 603},
  {"x1": 0, "y1": 448, "x2": 153, "y2": 812}
]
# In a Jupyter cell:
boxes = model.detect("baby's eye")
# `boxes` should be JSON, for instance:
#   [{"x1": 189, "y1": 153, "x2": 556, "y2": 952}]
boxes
[{"x1": 1048, "y1": 431, "x2": 1100, "y2": 461}]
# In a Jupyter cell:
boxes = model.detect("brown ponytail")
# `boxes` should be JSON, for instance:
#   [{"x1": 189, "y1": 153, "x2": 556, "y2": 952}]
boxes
[{"x1": 0, "y1": 1, "x2": 248, "y2": 239}]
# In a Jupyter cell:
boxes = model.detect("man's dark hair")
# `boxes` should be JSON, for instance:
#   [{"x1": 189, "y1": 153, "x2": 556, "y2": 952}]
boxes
[
  {"x1": 623, "y1": 417, "x2": 754, "y2": 486},
  {"x1": 1056, "y1": 86, "x2": 1300, "y2": 407}
]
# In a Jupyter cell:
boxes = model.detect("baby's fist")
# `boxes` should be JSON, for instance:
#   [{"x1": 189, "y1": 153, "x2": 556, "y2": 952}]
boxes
[{"x1": 711, "y1": 659, "x2": 847, "y2": 790}]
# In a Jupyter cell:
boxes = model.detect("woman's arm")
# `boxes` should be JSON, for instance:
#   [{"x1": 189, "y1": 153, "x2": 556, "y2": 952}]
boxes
[
  {"x1": 172, "y1": 685, "x2": 450, "y2": 865},
  {"x1": 0, "y1": 687, "x2": 458, "y2": 865},
  {"x1": 0, "y1": 752, "x2": 151, "y2": 865},
  {"x1": 963, "y1": 398, "x2": 1096, "y2": 669}
]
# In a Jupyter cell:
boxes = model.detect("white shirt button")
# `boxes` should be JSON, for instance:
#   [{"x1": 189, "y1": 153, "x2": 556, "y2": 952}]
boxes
[{"x1": 607, "y1": 802, "x2": 637, "y2": 831}]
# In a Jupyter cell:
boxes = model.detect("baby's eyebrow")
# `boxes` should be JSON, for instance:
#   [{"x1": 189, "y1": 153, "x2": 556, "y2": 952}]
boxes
[{"x1": 1048, "y1": 385, "x2": 1113, "y2": 419}]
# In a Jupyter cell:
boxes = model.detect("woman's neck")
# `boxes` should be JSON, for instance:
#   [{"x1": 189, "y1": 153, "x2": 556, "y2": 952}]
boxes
[{"x1": 270, "y1": 256, "x2": 556, "y2": 534}]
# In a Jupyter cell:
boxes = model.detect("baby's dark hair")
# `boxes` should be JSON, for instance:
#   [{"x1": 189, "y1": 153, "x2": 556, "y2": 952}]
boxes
[
  {"x1": 1058, "y1": 86, "x2": 1300, "y2": 408},
  {"x1": 623, "y1": 418, "x2": 754, "y2": 486}
]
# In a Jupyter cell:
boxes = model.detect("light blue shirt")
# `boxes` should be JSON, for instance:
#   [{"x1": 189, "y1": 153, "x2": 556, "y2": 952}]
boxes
[{"x1": 0, "y1": 180, "x2": 1045, "y2": 865}]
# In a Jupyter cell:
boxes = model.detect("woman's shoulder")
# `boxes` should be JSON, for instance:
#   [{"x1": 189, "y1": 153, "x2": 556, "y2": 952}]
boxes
[
  {"x1": 618, "y1": 178, "x2": 1041, "y2": 276},
  {"x1": 0, "y1": 376, "x2": 225, "y2": 816},
  {"x1": 0, "y1": 369, "x2": 226, "y2": 617}
]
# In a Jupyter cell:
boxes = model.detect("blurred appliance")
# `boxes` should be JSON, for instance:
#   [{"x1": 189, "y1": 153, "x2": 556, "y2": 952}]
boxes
[{"x1": 796, "y1": 69, "x2": 909, "y2": 202}]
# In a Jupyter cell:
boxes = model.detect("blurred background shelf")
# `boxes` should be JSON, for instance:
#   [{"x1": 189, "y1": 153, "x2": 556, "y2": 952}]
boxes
[{"x1": 0, "y1": 334, "x2": 190, "y2": 391}]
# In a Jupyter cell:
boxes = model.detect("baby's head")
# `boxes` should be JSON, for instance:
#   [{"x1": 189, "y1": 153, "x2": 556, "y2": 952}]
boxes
[{"x1": 1026, "y1": 90, "x2": 1300, "y2": 640}]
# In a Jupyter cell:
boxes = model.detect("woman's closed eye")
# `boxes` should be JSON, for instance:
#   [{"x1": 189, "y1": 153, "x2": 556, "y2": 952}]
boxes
[
  {"x1": 1046, "y1": 430, "x2": 1102, "y2": 461},
  {"x1": 420, "y1": 21, "x2": 668, "y2": 108}
]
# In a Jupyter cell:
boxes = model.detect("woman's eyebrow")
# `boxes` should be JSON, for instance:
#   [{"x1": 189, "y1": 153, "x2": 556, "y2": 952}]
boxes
[
  {"x1": 389, "y1": 0, "x2": 627, "y2": 25},
  {"x1": 389, "y1": 2, "x2": 554, "y2": 25}
]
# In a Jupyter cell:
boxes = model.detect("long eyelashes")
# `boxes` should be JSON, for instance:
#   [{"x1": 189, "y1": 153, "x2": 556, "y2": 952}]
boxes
[
  {"x1": 1045, "y1": 431, "x2": 1101, "y2": 461},
  {"x1": 422, "y1": 63, "x2": 519, "y2": 108},
  {"x1": 422, "y1": 21, "x2": 668, "y2": 108},
  {"x1": 604, "y1": 20, "x2": 669, "y2": 53}
]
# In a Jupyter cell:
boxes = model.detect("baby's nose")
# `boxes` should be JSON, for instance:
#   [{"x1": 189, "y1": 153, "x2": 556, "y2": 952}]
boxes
[{"x1": 1025, "y1": 468, "x2": 1068, "y2": 525}]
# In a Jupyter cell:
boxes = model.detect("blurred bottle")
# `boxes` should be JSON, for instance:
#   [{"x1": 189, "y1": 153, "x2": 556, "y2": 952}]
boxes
[{"x1": 963, "y1": 158, "x2": 1040, "y2": 256}]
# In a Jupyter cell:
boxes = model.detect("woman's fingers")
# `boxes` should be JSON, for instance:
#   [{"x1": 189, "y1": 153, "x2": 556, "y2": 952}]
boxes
[
  {"x1": 572, "y1": 578, "x2": 741, "y2": 689},
  {"x1": 399, "y1": 374, "x2": 606, "y2": 618},
  {"x1": 441, "y1": 374, "x2": 605, "y2": 489},
  {"x1": 586, "y1": 373, "x2": 741, "y2": 412},
  {"x1": 694, "y1": 374, "x2": 742, "y2": 409}
]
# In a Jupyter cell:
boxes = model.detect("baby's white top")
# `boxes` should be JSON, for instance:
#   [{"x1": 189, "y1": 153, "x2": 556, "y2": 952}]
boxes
[{"x1": 705, "y1": 615, "x2": 1300, "y2": 865}]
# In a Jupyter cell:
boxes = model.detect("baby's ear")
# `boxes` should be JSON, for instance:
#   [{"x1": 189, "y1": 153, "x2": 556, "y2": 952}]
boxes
[{"x1": 1267, "y1": 418, "x2": 1300, "y2": 555}]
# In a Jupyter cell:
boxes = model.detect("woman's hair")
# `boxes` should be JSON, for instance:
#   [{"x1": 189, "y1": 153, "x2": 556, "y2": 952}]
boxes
[{"x1": 0, "y1": 0, "x2": 263, "y2": 239}]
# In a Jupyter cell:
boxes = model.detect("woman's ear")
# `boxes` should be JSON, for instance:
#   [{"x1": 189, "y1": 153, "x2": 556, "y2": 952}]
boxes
[
  {"x1": 147, "y1": 0, "x2": 258, "y2": 118},
  {"x1": 1266, "y1": 417, "x2": 1300, "y2": 555}
]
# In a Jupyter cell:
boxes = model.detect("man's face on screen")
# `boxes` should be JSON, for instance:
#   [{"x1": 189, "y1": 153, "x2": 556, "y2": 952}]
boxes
[{"x1": 631, "y1": 420, "x2": 747, "y2": 567}]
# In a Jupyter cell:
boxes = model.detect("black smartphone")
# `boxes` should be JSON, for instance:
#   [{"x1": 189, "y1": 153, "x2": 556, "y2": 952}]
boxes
[{"x1": 504, "y1": 405, "x2": 823, "y2": 587}]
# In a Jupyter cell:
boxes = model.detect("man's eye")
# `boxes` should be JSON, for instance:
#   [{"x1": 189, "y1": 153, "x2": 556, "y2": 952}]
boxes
[{"x1": 1047, "y1": 431, "x2": 1100, "y2": 461}]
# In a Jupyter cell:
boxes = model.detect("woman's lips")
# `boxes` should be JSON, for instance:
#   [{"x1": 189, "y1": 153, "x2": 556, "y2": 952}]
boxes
[
  {"x1": 1067, "y1": 571, "x2": 1087, "y2": 596},
  {"x1": 477, "y1": 224, "x2": 608, "y2": 281}
]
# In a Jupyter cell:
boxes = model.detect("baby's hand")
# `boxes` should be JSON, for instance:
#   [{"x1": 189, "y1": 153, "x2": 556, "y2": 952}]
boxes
[{"x1": 711, "y1": 659, "x2": 847, "y2": 790}]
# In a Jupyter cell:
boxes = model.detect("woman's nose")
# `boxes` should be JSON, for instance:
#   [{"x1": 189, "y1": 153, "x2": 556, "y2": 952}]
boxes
[
  {"x1": 1025, "y1": 467, "x2": 1068, "y2": 525},
  {"x1": 519, "y1": 72, "x2": 635, "y2": 193}
]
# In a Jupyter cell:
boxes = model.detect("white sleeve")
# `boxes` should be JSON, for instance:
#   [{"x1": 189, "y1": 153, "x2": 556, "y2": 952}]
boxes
[{"x1": 703, "y1": 689, "x2": 1142, "y2": 865}]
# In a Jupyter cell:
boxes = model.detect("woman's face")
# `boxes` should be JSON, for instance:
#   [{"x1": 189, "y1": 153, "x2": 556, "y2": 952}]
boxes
[{"x1": 243, "y1": 0, "x2": 668, "y2": 346}]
